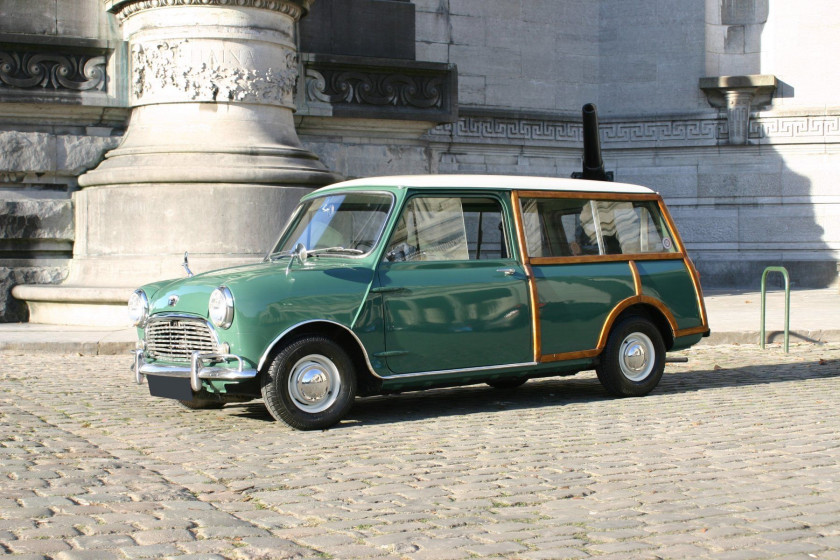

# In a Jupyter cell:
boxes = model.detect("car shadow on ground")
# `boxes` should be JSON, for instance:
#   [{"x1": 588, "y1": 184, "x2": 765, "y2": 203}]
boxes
[{"x1": 224, "y1": 356, "x2": 840, "y2": 428}]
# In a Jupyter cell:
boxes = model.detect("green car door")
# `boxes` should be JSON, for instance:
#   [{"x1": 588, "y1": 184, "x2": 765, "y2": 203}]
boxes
[{"x1": 375, "y1": 194, "x2": 533, "y2": 375}]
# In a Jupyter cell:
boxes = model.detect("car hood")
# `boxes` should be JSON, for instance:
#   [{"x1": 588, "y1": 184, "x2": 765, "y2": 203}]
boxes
[{"x1": 144, "y1": 259, "x2": 375, "y2": 321}]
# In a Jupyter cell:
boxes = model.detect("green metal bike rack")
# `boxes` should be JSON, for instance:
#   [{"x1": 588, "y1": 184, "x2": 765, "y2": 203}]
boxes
[{"x1": 760, "y1": 266, "x2": 790, "y2": 353}]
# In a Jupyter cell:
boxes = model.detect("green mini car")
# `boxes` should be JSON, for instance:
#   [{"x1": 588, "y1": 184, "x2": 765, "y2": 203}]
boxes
[{"x1": 131, "y1": 175, "x2": 710, "y2": 430}]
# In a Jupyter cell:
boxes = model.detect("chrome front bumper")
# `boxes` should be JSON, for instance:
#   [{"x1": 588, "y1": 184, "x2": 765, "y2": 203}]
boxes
[{"x1": 133, "y1": 350, "x2": 258, "y2": 392}]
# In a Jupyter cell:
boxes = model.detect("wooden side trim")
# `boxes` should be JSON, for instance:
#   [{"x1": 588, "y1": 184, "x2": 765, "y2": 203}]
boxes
[
  {"x1": 596, "y1": 295, "x2": 679, "y2": 350},
  {"x1": 510, "y1": 190, "x2": 541, "y2": 362},
  {"x1": 629, "y1": 260, "x2": 642, "y2": 296},
  {"x1": 540, "y1": 348, "x2": 600, "y2": 363},
  {"x1": 658, "y1": 200, "x2": 710, "y2": 333},
  {"x1": 529, "y1": 253, "x2": 683, "y2": 266},
  {"x1": 675, "y1": 325, "x2": 710, "y2": 338},
  {"x1": 539, "y1": 295, "x2": 680, "y2": 364}
]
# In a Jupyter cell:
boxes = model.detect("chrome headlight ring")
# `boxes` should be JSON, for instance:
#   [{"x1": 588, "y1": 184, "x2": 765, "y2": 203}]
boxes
[
  {"x1": 209, "y1": 286, "x2": 234, "y2": 329},
  {"x1": 128, "y1": 289, "x2": 149, "y2": 327}
]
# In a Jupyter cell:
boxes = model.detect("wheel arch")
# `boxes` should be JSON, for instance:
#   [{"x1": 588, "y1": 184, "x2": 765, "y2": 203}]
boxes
[
  {"x1": 598, "y1": 297, "x2": 676, "y2": 352},
  {"x1": 258, "y1": 320, "x2": 382, "y2": 395}
]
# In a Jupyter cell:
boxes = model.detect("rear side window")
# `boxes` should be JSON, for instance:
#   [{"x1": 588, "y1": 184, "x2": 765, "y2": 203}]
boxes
[{"x1": 520, "y1": 197, "x2": 677, "y2": 258}]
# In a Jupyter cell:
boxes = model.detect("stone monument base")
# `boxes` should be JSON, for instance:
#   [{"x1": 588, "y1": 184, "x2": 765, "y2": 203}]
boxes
[{"x1": 13, "y1": 182, "x2": 314, "y2": 326}]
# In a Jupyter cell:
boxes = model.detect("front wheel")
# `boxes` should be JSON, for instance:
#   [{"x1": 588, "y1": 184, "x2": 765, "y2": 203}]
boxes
[
  {"x1": 261, "y1": 336, "x2": 357, "y2": 430},
  {"x1": 596, "y1": 315, "x2": 666, "y2": 397}
]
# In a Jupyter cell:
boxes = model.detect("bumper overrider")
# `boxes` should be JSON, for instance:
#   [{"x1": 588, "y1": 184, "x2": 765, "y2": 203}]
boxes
[{"x1": 133, "y1": 350, "x2": 258, "y2": 392}]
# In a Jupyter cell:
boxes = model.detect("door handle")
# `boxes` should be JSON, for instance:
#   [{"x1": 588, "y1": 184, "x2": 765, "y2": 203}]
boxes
[{"x1": 496, "y1": 268, "x2": 516, "y2": 276}]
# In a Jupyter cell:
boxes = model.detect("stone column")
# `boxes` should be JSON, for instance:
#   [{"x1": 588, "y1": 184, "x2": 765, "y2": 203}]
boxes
[{"x1": 13, "y1": 0, "x2": 340, "y2": 325}]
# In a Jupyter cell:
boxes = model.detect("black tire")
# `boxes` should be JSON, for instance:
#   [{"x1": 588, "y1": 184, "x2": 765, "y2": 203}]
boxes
[
  {"x1": 596, "y1": 315, "x2": 666, "y2": 397},
  {"x1": 260, "y1": 336, "x2": 357, "y2": 430},
  {"x1": 177, "y1": 399, "x2": 225, "y2": 410},
  {"x1": 486, "y1": 378, "x2": 527, "y2": 390}
]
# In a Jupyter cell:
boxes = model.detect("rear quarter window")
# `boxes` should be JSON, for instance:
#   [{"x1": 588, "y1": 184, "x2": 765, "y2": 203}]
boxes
[{"x1": 520, "y1": 197, "x2": 677, "y2": 258}]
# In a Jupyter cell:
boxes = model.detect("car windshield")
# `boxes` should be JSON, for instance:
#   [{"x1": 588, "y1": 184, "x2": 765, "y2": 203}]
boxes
[{"x1": 269, "y1": 192, "x2": 393, "y2": 258}]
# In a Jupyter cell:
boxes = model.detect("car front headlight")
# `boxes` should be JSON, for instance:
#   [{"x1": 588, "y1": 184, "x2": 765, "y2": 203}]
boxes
[
  {"x1": 128, "y1": 289, "x2": 149, "y2": 327},
  {"x1": 209, "y1": 286, "x2": 234, "y2": 329}
]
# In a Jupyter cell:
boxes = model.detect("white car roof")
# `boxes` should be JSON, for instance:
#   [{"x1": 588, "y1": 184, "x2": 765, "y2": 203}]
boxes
[{"x1": 321, "y1": 174, "x2": 655, "y2": 194}]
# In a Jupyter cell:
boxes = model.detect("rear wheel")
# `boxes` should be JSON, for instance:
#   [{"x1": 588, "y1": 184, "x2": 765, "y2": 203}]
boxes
[
  {"x1": 596, "y1": 315, "x2": 666, "y2": 397},
  {"x1": 261, "y1": 336, "x2": 357, "y2": 430}
]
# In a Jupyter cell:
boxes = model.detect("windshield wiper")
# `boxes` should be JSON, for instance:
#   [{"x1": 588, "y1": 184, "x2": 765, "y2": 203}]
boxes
[
  {"x1": 307, "y1": 247, "x2": 365, "y2": 256},
  {"x1": 266, "y1": 250, "x2": 294, "y2": 262}
]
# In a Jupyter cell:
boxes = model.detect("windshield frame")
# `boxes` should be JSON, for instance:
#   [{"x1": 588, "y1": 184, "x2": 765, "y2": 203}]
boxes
[{"x1": 264, "y1": 190, "x2": 397, "y2": 261}]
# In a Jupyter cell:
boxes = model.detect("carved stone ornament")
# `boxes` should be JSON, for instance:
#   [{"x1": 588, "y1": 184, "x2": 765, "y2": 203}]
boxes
[
  {"x1": 0, "y1": 49, "x2": 106, "y2": 91},
  {"x1": 305, "y1": 68, "x2": 444, "y2": 109},
  {"x1": 428, "y1": 111, "x2": 840, "y2": 149},
  {"x1": 131, "y1": 41, "x2": 297, "y2": 104},
  {"x1": 699, "y1": 75, "x2": 778, "y2": 145},
  {"x1": 108, "y1": 0, "x2": 306, "y2": 22}
]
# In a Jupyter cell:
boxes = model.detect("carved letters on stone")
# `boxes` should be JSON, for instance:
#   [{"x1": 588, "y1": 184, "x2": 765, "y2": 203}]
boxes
[
  {"x1": 131, "y1": 41, "x2": 297, "y2": 104},
  {"x1": 0, "y1": 50, "x2": 106, "y2": 92}
]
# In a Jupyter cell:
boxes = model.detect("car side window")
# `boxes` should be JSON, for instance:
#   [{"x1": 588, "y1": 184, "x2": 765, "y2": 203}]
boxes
[
  {"x1": 385, "y1": 196, "x2": 509, "y2": 262},
  {"x1": 521, "y1": 197, "x2": 677, "y2": 257}
]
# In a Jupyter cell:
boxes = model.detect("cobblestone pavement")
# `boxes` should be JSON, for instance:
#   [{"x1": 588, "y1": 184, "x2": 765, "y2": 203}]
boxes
[{"x1": 1, "y1": 344, "x2": 840, "y2": 560}]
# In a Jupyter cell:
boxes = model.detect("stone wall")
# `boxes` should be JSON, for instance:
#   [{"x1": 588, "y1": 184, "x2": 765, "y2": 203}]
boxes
[
  {"x1": 0, "y1": 0, "x2": 126, "y2": 320},
  {"x1": 302, "y1": 0, "x2": 840, "y2": 289},
  {"x1": 2, "y1": 0, "x2": 839, "y2": 323}
]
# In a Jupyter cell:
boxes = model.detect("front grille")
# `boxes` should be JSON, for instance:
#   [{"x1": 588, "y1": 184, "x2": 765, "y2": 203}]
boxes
[{"x1": 145, "y1": 317, "x2": 217, "y2": 362}]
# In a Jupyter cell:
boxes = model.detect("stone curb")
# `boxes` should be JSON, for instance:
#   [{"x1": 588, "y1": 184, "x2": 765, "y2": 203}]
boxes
[
  {"x1": 700, "y1": 329, "x2": 840, "y2": 346},
  {"x1": 0, "y1": 341, "x2": 135, "y2": 356}
]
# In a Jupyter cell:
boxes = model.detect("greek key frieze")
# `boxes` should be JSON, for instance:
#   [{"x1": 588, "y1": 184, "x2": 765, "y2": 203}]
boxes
[
  {"x1": 753, "y1": 115, "x2": 840, "y2": 139},
  {"x1": 0, "y1": 50, "x2": 106, "y2": 92},
  {"x1": 431, "y1": 113, "x2": 840, "y2": 146}
]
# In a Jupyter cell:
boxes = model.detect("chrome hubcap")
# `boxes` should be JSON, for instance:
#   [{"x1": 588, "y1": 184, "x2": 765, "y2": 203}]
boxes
[
  {"x1": 619, "y1": 332, "x2": 655, "y2": 382},
  {"x1": 288, "y1": 354, "x2": 340, "y2": 413}
]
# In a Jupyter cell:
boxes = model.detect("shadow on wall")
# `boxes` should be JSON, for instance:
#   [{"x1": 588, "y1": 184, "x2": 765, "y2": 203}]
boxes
[{"x1": 676, "y1": 0, "x2": 834, "y2": 289}]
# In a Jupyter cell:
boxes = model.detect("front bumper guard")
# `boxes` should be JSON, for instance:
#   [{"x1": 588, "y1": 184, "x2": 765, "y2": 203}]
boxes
[{"x1": 133, "y1": 350, "x2": 258, "y2": 392}]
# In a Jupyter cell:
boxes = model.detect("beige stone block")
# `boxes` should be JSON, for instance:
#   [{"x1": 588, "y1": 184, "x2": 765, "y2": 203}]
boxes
[
  {"x1": 0, "y1": 132, "x2": 55, "y2": 174},
  {"x1": 457, "y1": 74, "x2": 487, "y2": 105},
  {"x1": 56, "y1": 136, "x2": 120, "y2": 175},
  {"x1": 449, "y1": 0, "x2": 520, "y2": 19},
  {"x1": 415, "y1": 11, "x2": 450, "y2": 44},
  {"x1": 449, "y1": 14, "x2": 485, "y2": 46},
  {"x1": 415, "y1": 42, "x2": 450, "y2": 64}
]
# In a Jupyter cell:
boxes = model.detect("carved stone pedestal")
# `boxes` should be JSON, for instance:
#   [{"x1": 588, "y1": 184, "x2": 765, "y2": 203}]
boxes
[{"x1": 13, "y1": 0, "x2": 340, "y2": 326}]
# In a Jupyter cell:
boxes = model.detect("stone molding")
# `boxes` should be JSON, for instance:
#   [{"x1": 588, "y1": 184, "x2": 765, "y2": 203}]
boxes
[
  {"x1": 700, "y1": 75, "x2": 778, "y2": 145},
  {"x1": 131, "y1": 41, "x2": 297, "y2": 104},
  {"x1": 427, "y1": 110, "x2": 840, "y2": 148},
  {"x1": 300, "y1": 54, "x2": 457, "y2": 123},
  {"x1": 306, "y1": 68, "x2": 445, "y2": 110},
  {"x1": 0, "y1": 48, "x2": 106, "y2": 92},
  {"x1": 105, "y1": 0, "x2": 308, "y2": 22}
]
